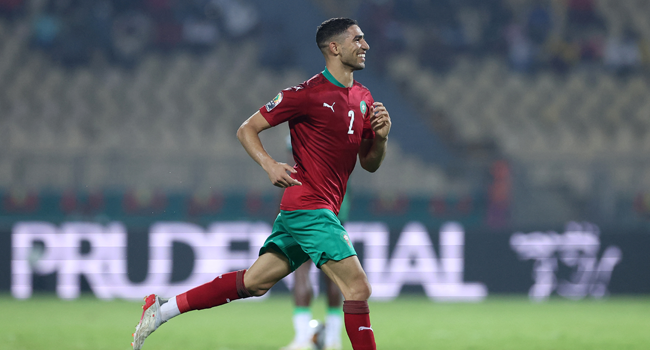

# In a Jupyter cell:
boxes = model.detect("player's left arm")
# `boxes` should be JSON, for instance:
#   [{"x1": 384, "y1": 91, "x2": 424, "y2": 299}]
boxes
[{"x1": 359, "y1": 102, "x2": 391, "y2": 173}]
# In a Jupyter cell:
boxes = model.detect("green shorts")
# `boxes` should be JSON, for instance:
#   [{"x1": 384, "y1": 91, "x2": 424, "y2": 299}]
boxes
[{"x1": 260, "y1": 209, "x2": 357, "y2": 271}]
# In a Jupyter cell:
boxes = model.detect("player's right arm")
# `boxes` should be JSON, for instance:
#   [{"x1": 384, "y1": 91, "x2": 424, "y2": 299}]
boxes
[{"x1": 237, "y1": 111, "x2": 302, "y2": 188}]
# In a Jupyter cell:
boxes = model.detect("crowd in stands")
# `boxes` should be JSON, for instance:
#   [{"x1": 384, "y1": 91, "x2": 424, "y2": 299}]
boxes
[
  {"x1": 2, "y1": 0, "x2": 647, "y2": 75},
  {"x1": 359, "y1": 0, "x2": 648, "y2": 75},
  {"x1": 12, "y1": 0, "x2": 260, "y2": 67}
]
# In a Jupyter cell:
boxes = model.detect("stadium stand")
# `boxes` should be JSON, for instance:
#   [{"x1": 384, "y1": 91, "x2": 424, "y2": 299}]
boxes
[
  {"x1": 1, "y1": 0, "x2": 649, "y2": 228},
  {"x1": 0, "y1": 4, "x2": 455, "y2": 197},
  {"x1": 381, "y1": 0, "x2": 650, "y2": 227}
]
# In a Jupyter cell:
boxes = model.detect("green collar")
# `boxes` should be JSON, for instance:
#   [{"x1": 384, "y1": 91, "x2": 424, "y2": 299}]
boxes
[{"x1": 322, "y1": 67, "x2": 347, "y2": 88}]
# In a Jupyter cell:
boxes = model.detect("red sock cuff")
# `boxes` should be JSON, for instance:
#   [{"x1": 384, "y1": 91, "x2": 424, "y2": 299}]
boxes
[
  {"x1": 343, "y1": 300, "x2": 370, "y2": 314},
  {"x1": 236, "y1": 269, "x2": 252, "y2": 299},
  {"x1": 177, "y1": 292, "x2": 190, "y2": 313}
]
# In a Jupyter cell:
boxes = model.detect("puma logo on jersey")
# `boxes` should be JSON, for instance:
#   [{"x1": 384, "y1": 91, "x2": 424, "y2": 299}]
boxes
[
  {"x1": 358, "y1": 326, "x2": 373, "y2": 332},
  {"x1": 323, "y1": 102, "x2": 335, "y2": 112}
]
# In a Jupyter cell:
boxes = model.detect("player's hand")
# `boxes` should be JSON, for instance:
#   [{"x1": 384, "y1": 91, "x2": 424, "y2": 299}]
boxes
[
  {"x1": 263, "y1": 161, "x2": 302, "y2": 188},
  {"x1": 370, "y1": 102, "x2": 391, "y2": 140}
]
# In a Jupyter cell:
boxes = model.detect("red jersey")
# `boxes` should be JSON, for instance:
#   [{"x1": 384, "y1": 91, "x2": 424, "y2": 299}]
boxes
[{"x1": 260, "y1": 68, "x2": 375, "y2": 215}]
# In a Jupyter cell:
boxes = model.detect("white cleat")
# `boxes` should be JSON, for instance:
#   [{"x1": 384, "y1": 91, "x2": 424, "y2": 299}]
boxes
[{"x1": 132, "y1": 294, "x2": 165, "y2": 350}]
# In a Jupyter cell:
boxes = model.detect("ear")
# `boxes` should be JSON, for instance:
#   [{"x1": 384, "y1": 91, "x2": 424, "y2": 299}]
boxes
[{"x1": 328, "y1": 41, "x2": 341, "y2": 56}]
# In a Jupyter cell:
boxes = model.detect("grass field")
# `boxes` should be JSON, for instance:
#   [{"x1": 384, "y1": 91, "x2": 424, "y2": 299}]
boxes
[{"x1": 1, "y1": 294, "x2": 649, "y2": 350}]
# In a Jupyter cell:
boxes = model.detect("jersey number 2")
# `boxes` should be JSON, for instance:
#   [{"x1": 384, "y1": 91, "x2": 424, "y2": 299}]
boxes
[{"x1": 347, "y1": 110, "x2": 355, "y2": 135}]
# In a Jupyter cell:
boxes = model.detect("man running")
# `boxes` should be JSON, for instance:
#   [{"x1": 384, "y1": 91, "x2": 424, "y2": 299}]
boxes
[{"x1": 132, "y1": 17, "x2": 391, "y2": 350}]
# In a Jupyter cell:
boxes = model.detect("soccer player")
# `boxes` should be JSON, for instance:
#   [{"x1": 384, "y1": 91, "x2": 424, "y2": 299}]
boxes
[{"x1": 131, "y1": 17, "x2": 391, "y2": 350}]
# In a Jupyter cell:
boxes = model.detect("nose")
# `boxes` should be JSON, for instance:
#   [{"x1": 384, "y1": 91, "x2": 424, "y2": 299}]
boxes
[{"x1": 361, "y1": 38, "x2": 369, "y2": 51}]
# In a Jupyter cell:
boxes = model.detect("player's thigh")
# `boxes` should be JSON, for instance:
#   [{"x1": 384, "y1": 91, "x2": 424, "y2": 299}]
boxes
[
  {"x1": 245, "y1": 250, "x2": 292, "y2": 293},
  {"x1": 320, "y1": 255, "x2": 371, "y2": 301}
]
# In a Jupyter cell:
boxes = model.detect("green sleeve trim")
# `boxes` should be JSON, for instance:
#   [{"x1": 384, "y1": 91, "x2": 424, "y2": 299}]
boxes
[{"x1": 322, "y1": 67, "x2": 346, "y2": 88}]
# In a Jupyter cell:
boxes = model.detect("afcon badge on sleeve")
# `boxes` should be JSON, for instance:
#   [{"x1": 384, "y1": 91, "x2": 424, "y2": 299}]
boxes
[
  {"x1": 360, "y1": 100, "x2": 367, "y2": 116},
  {"x1": 265, "y1": 92, "x2": 284, "y2": 112}
]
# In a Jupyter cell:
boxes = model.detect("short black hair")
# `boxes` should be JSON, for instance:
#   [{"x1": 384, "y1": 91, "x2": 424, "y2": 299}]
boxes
[{"x1": 316, "y1": 18, "x2": 358, "y2": 50}]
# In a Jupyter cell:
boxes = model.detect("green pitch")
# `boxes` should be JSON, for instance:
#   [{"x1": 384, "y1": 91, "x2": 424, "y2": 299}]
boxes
[{"x1": 1, "y1": 294, "x2": 648, "y2": 350}]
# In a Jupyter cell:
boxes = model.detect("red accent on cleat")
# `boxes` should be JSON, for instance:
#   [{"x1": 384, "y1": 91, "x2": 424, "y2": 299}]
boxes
[
  {"x1": 143, "y1": 295, "x2": 156, "y2": 308},
  {"x1": 139, "y1": 295, "x2": 157, "y2": 322}
]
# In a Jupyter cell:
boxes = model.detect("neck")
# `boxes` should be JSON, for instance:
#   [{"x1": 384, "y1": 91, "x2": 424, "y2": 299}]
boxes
[{"x1": 325, "y1": 61, "x2": 354, "y2": 87}]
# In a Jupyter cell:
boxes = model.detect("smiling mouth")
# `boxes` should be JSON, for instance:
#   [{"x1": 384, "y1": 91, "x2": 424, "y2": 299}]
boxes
[{"x1": 358, "y1": 53, "x2": 366, "y2": 61}]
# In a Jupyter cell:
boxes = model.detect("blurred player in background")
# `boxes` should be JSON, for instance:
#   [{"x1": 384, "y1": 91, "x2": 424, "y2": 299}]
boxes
[
  {"x1": 132, "y1": 17, "x2": 391, "y2": 350},
  {"x1": 281, "y1": 135, "x2": 348, "y2": 350}
]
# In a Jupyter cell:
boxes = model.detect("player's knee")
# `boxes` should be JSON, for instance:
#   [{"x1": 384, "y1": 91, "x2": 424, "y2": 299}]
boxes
[
  {"x1": 347, "y1": 279, "x2": 372, "y2": 301},
  {"x1": 359, "y1": 280, "x2": 372, "y2": 300}
]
